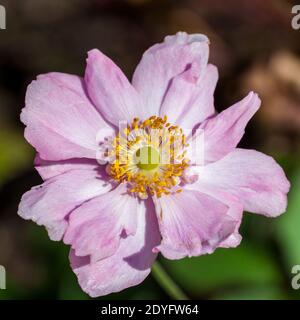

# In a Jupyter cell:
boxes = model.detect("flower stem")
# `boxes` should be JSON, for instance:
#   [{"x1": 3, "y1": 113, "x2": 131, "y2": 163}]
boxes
[{"x1": 151, "y1": 260, "x2": 189, "y2": 300}]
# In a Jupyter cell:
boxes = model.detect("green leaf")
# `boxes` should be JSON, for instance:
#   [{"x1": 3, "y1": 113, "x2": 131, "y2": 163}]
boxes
[
  {"x1": 160, "y1": 243, "x2": 282, "y2": 296},
  {"x1": 0, "y1": 129, "x2": 33, "y2": 185},
  {"x1": 214, "y1": 285, "x2": 287, "y2": 300},
  {"x1": 275, "y1": 168, "x2": 300, "y2": 267}
]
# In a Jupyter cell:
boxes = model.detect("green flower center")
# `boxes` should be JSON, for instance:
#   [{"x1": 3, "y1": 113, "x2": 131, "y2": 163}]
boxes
[{"x1": 135, "y1": 146, "x2": 160, "y2": 171}]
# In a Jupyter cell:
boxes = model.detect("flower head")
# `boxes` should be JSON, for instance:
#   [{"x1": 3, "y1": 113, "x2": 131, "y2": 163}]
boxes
[{"x1": 18, "y1": 32, "x2": 290, "y2": 297}]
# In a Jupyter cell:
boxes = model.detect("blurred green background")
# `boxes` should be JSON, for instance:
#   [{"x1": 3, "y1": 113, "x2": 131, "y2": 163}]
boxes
[{"x1": 0, "y1": 0, "x2": 300, "y2": 300}]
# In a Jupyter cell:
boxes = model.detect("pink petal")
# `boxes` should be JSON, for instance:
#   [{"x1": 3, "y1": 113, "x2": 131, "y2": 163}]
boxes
[
  {"x1": 189, "y1": 92, "x2": 261, "y2": 164},
  {"x1": 185, "y1": 184, "x2": 243, "y2": 249},
  {"x1": 21, "y1": 73, "x2": 113, "y2": 161},
  {"x1": 196, "y1": 148, "x2": 290, "y2": 217},
  {"x1": 153, "y1": 188, "x2": 243, "y2": 260},
  {"x1": 34, "y1": 154, "x2": 99, "y2": 181},
  {"x1": 69, "y1": 199, "x2": 160, "y2": 297},
  {"x1": 64, "y1": 184, "x2": 141, "y2": 262},
  {"x1": 18, "y1": 168, "x2": 112, "y2": 241},
  {"x1": 132, "y1": 32, "x2": 209, "y2": 116},
  {"x1": 160, "y1": 63, "x2": 218, "y2": 129},
  {"x1": 84, "y1": 49, "x2": 147, "y2": 126}
]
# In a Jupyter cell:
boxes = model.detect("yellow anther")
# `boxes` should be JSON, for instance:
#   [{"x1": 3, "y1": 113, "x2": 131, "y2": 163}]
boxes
[{"x1": 106, "y1": 115, "x2": 189, "y2": 199}]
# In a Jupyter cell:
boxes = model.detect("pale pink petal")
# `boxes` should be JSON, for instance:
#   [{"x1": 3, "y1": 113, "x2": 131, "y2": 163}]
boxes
[
  {"x1": 18, "y1": 168, "x2": 112, "y2": 241},
  {"x1": 153, "y1": 188, "x2": 243, "y2": 260},
  {"x1": 188, "y1": 92, "x2": 261, "y2": 164},
  {"x1": 184, "y1": 184, "x2": 243, "y2": 249},
  {"x1": 70, "y1": 199, "x2": 160, "y2": 297},
  {"x1": 84, "y1": 49, "x2": 147, "y2": 126},
  {"x1": 132, "y1": 32, "x2": 209, "y2": 116},
  {"x1": 21, "y1": 73, "x2": 113, "y2": 161},
  {"x1": 160, "y1": 63, "x2": 218, "y2": 129},
  {"x1": 64, "y1": 184, "x2": 142, "y2": 262},
  {"x1": 195, "y1": 148, "x2": 290, "y2": 217},
  {"x1": 34, "y1": 154, "x2": 99, "y2": 181}
]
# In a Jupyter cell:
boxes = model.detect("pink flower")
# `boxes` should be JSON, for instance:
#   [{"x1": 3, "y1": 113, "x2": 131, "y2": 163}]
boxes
[{"x1": 18, "y1": 32, "x2": 290, "y2": 297}]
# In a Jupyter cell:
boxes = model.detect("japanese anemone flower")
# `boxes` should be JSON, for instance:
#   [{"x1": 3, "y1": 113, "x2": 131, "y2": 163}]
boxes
[{"x1": 18, "y1": 32, "x2": 290, "y2": 297}]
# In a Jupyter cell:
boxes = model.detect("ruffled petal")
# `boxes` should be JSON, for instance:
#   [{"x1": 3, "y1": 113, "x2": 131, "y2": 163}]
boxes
[
  {"x1": 188, "y1": 92, "x2": 261, "y2": 164},
  {"x1": 18, "y1": 168, "x2": 112, "y2": 241},
  {"x1": 194, "y1": 148, "x2": 290, "y2": 217},
  {"x1": 64, "y1": 184, "x2": 142, "y2": 262},
  {"x1": 69, "y1": 199, "x2": 160, "y2": 297},
  {"x1": 160, "y1": 63, "x2": 218, "y2": 129},
  {"x1": 185, "y1": 184, "x2": 243, "y2": 249},
  {"x1": 21, "y1": 73, "x2": 112, "y2": 161},
  {"x1": 34, "y1": 154, "x2": 99, "y2": 181},
  {"x1": 132, "y1": 32, "x2": 209, "y2": 116},
  {"x1": 84, "y1": 49, "x2": 147, "y2": 126},
  {"x1": 153, "y1": 188, "x2": 243, "y2": 260}
]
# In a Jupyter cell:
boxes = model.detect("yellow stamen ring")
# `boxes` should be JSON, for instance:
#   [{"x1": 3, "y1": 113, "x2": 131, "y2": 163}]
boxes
[{"x1": 106, "y1": 116, "x2": 189, "y2": 199}]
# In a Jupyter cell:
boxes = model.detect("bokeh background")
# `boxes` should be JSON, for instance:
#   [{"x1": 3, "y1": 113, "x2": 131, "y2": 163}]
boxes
[{"x1": 0, "y1": 0, "x2": 300, "y2": 300}]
